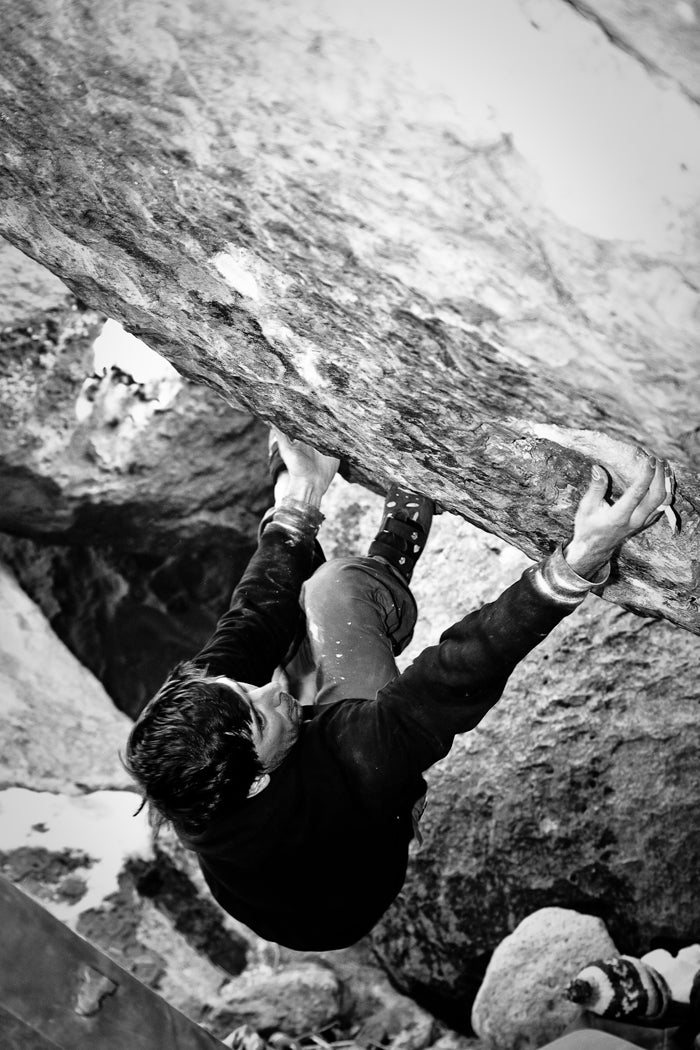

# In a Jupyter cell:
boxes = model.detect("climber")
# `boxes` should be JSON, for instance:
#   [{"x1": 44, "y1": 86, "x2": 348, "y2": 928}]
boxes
[{"x1": 125, "y1": 430, "x2": 672, "y2": 951}]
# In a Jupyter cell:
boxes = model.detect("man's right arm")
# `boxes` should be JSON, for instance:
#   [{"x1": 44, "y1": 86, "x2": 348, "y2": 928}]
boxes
[
  {"x1": 343, "y1": 455, "x2": 671, "y2": 800},
  {"x1": 373, "y1": 548, "x2": 603, "y2": 770},
  {"x1": 193, "y1": 429, "x2": 339, "y2": 685},
  {"x1": 194, "y1": 524, "x2": 319, "y2": 685}
]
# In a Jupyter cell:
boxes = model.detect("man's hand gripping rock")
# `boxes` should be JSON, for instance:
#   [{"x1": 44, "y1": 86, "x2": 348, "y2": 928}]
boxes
[{"x1": 565, "y1": 454, "x2": 673, "y2": 579}]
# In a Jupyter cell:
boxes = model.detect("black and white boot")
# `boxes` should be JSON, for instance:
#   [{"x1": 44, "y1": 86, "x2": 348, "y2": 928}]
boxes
[{"x1": 368, "y1": 486, "x2": 434, "y2": 584}]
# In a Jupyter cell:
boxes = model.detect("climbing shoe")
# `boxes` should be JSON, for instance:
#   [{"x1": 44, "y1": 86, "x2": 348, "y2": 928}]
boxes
[{"x1": 368, "y1": 486, "x2": 434, "y2": 584}]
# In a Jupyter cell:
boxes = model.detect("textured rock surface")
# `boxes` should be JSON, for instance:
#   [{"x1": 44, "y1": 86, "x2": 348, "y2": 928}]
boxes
[
  {"x1": 0, "y1": 238, "x2": 69, "y2": 323},
  {"x1": 0, "y1": 240, "x2": 269, "y2": 715},
  {"x1": 315, "y1": 481, "x2": 700, "y2": 1027},
  {"x1": 209, "y1": 963, "x2": 341, "y2": 1035},
  {"x1": 0, "y1": 532, "x2": 245, "y2": 718},
  {"x1": 1, "y1": 0, "x2": 698, "y2": 631},
  {"x1": 0, "y1": 241, "x2": 270, "y2": 554},
  {"x1": 3, "y1": 4, "x2": 700, "y2": 1022},
  {"x1": 470, "y1": 907, "x2": 618, "y2": 1050},
  {"x1": 0, "y1": 561, "x2": 131, "y2": 791}
]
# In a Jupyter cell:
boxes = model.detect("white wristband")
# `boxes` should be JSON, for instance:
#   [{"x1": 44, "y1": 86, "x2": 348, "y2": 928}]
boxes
[{"x1": 528, "y1": 544, "x2": 610, "y2": 608}]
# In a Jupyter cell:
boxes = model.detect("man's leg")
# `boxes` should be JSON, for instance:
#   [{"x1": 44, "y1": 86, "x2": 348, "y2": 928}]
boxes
[
  {"x1": 286, "y1": 557, "x2": 417, "y2": 707},
  {"x1": 285, "y1": 486, "x2": 434, "y2": 708}
]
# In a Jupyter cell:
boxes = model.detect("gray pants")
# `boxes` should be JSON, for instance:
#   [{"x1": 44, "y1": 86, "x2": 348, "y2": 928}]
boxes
[{"x1": 285, "y1": 556, "x2": 418, "y2": 707}]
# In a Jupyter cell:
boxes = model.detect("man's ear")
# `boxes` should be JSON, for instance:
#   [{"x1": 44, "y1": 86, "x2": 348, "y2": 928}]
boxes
[{"x1": 247, "y1": 772, "x2": 270, "y2": 798}]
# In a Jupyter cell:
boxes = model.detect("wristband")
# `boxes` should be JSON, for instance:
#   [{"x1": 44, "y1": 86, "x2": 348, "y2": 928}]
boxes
[
  {"x1": 260, "y1": 497, "x2": 324, "y2": 543},
  {"x1": 529, "y1": 544, "x2": 610, "y2": 608}
]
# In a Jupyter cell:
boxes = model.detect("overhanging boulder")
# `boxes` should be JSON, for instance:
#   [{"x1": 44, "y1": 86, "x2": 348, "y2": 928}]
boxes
[{"x1": 1, "y1": 0, "x2": 698, "y2": 632}]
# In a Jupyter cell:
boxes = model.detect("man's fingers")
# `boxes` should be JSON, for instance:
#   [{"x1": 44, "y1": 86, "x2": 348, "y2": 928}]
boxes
[
  {"x1": 578, "y1": 464, "x2": 609, "y2": 513},
  {"x1": 626, "y1": 458, "x2": 669, "y2": 530},
  {"x1": 614, "y1": 455, "x2": 657, "y2": 517},
  {"x1": 634, "y1": 457, "x2": 668, "y2": 517}
]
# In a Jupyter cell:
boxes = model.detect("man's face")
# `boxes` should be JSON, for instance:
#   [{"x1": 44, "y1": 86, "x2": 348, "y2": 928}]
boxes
[{"x1": 216, "y1": 668, "x2": 301, "y2": 772}]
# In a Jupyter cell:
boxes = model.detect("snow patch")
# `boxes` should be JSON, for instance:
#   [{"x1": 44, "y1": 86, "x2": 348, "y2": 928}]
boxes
[{"x1": 0, "y1": 788, "x2": 153, "y2": 926}]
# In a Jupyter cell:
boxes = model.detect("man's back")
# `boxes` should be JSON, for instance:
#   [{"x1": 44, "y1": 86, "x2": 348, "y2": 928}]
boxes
[{"x1": 181, "y1": 701, "x2": 422, "y2": 950}]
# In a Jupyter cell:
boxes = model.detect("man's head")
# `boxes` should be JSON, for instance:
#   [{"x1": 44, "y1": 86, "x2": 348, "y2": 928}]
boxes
[{"x1": 124, "y1": 661, "x2": 302, "y2": 834}]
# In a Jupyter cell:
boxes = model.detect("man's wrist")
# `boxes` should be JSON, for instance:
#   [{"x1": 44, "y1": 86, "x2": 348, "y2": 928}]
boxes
[
  {"x1": 529, "y1": 544, "x2": 610, "y2": 609},
  {"x1": 563, "y1": 540, "x2": 610, "y2": 581},
  {"x1": 282, "y1": 477, "x2": 326, "y2": 508},
  {"x1": 264, "y1": 496, "x2": 324, "y2": 544}
]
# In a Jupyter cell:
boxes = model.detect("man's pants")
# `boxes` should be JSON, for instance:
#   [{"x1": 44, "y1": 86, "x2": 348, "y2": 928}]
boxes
[{"x1": 285, "y1": 557, "x2": 418, "y2": 708}]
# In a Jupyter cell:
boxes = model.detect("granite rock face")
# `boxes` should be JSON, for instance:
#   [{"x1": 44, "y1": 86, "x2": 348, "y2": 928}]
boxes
[
  {"x1": 2, "y1": 1, "x2": 700, "y2": 1028},
  {"x1": 0, "y1": 0, "x2": 698, "y2": 632}
]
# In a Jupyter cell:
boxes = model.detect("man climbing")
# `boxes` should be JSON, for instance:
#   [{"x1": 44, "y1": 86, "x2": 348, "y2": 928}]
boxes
[{"x1": 125, "y1": 430, "x2": 671, "y2": 950}]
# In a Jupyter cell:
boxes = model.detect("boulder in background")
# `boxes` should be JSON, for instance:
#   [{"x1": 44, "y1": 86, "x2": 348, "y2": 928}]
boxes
[{"x1": 470, "y1": 907, "x2": 618, "y2": 1050}]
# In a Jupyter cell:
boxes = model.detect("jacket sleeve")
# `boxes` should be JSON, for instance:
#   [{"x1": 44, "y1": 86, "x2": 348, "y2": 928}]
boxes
[
  {"x1": 192, "y1": 524, "x2": 319, "y2": 686},
  {"x1": 328, "y1": 547, "x2": 608, "y2": 807}
]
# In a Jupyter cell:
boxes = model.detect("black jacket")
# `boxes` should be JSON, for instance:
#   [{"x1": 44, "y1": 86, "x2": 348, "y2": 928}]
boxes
[{"x1": 180, "y1": 526, "x2": 577, "y2": 950}]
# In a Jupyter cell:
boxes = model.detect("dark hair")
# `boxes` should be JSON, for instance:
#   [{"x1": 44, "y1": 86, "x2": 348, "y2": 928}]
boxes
[{"x1": 123, "y1": 661, "x2": 263, "y2": 834}]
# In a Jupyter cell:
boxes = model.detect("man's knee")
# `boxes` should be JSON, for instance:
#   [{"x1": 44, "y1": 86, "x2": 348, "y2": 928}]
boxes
[
  {"x1": 303, "y1": 557, "x2": 417, "y2": 655},
  {"x1": 303, "y1": 559, "x2": 373, "y2": 618}
]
